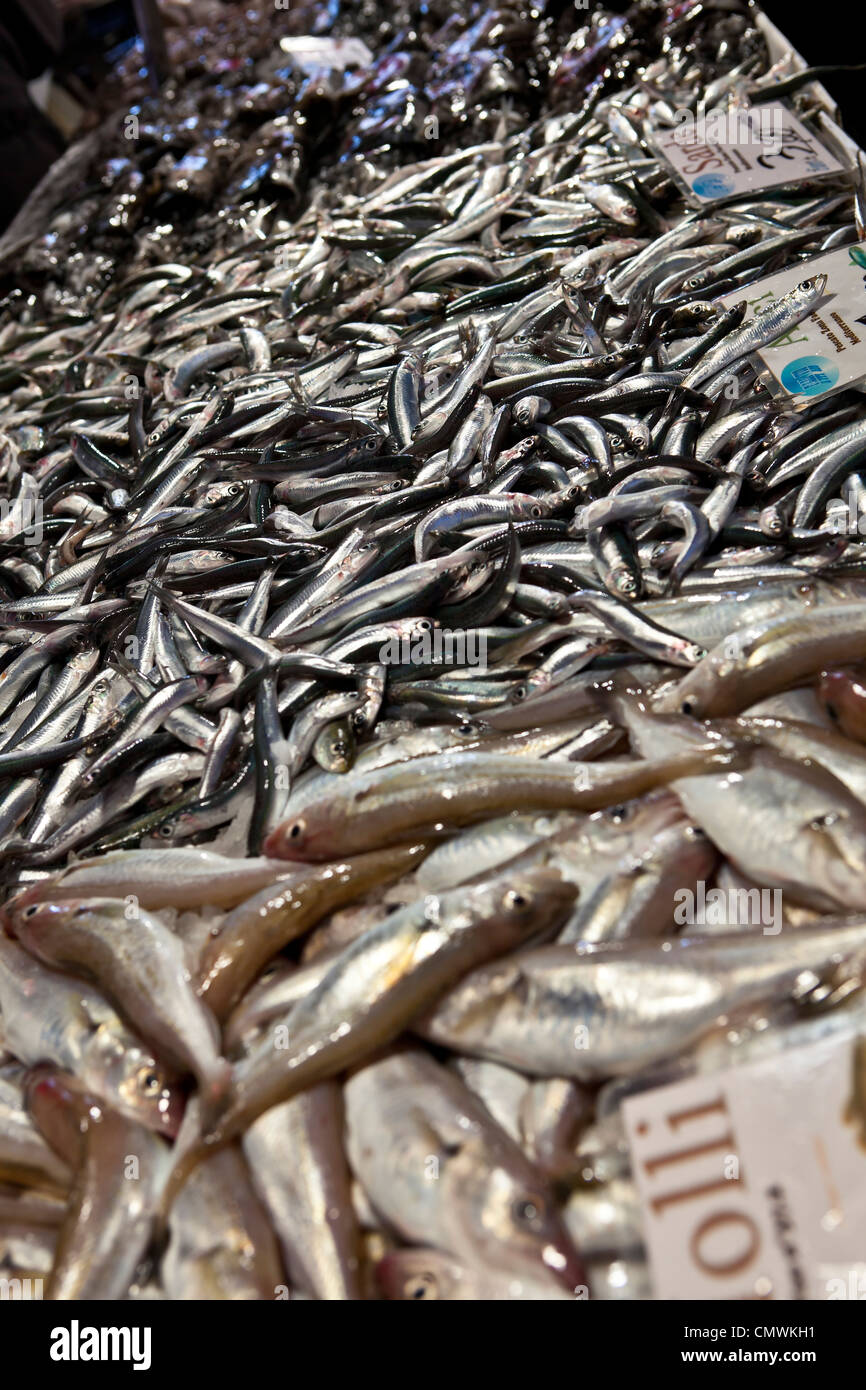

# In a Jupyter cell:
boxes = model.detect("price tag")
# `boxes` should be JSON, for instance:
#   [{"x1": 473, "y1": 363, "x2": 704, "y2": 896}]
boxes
[
  {"x1": 718, "y1": 245, "x2": 866, "y2": 406},
  {"x1": 651, "y1": 104, "x2": 846, "y2": 206},
  {"x1": 278, "y1": 37, "x2": 374, "y2": 72},
  {"x1": 622, "y1": 1033, "x2": 866, "y2": 1300}
]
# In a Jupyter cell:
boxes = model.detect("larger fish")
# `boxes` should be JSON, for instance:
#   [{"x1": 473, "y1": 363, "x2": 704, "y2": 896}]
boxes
[
  {"x1": 264, "y1": 745, "x2": 742, "y2": 860},
  {"x1": 26, "y1": 1066, "x2": 170, "y2": 1300},
  {"x1": 199, "y1": 865, "x2": 577, "y2": 1148},
  {"x1": 345, "y1": 1048, "x2": 585, "y2": 1294},
  {"x1": 0, "y1": 936, "x2": 181, "y2": 1137},
  {"x1": 418, "y1": 921, "x2": 866, "y2": 1079},
  {"x1": 243, "y1": 1083, "x2": 362, "y2": 1300},
  {"x1": 8, "y1": 898, "x2": 230, "y2": 1108}
]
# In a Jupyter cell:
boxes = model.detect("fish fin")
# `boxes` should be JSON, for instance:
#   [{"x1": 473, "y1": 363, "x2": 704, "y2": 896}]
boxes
[{"x1": 196, "y1": 1058, "x2": 233, "y2": 1132}]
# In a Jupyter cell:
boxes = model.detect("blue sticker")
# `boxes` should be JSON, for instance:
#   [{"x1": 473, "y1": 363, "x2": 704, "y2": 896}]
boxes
[
  {"x1": 691, "y1": 172, "x2": 734, "y2": 199},
  {"x1": 780, "y1": 356, "x2": 840, "y2": 396}
]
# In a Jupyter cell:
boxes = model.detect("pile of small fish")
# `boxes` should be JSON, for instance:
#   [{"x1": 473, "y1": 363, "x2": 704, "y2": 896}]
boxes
[{"x1": 2, "y1": 0, "x2": 866, "y2": 1301}]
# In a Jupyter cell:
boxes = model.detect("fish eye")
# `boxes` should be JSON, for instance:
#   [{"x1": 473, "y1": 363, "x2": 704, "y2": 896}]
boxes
[
  {"x1": 457, "y1": 721, "x2": 477, "y2": 735},
  {"x1": 511, "y1": 684, "x2": 528, "y2": 703},
  {"x1": 405, "y1": 1272, "x2": 439, "y2": 1300},
  {"x1": 512, "y1": 1194, "x2": 546, "y2": 1227},
  {"x1": 798, "y1": 280, "x2": 813, "y2": 292},
  {"x1": 22, "y1": 903, "x2": 40, "y2": 918},
  {"x1": 604, "y1": 804, "x2": 629, "y2": 822},
  {"x1": 504, "y1": 889, "x2": 528, "y2": 911},
  {"x1": 288, "y1": 820, "x2": 305, "y2": 840},
  {"x1": 137, "y1": 1068, "x2": 163, "y2": 1097},
  {"x1": 157, "y1": 822, "x2": 175, "y2": 838},
  {"x1": 531, "y1": 505, "x2": 543, "y2": 518},
  {"x1": 417, "y1": 619, "x2": 433, "y2": 632},
  {"x1": 681, "y1": 698, "x2": 695, "y2": 715}
]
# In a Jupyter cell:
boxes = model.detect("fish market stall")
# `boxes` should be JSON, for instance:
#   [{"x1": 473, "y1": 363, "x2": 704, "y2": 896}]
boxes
[{"x1": 0, "y1": 0, "x2": 865, "y2": 1305}]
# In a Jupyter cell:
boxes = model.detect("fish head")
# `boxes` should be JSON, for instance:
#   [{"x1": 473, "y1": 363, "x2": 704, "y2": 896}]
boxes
[
  {"x1": 447, "y1": 1143, "x2": 586, "y2": 1295},
  {"x1": 467, "y1": 866, "x2": 578, "y2": 949},
  {"x1": 6, "y1": 896, "x2": 124, "y2": 954},
  {"x1": 264, "y1": 803, "x2": 348, "y2": 861},
  {"x1": 0, "y1": 881, "x2": 50, "y2": 930},
  {"x1": 7, "y1": 900, "x2": 184, "y2": 1139},
  {"x1": 376, "y1": 1249, "x2": 462, "y2": 1300},
  {"x1": 819, "y1": 668, "x2": 866, "y2": 743},
  {"x1": 4, "y1": 896, "x2": 84, "y2": 946},
  {"x1": 583, "y1": 788, "x2": 687, "y2": 858},
  {"x1": 608, "y1": 564, "x2": 639, "y2": 600},
  {"x1": 658, "y1": 662, "x2": 718, "y2": 717},
  {"x1": 316, "y1": 718, "x2": 356, "y2": 773},
  {"x1": 679, "y1": 639, "x2": 707, "y2": 667},
  {"x1": 801, "y1": 807, "x2": 866, "y2": 910},
  {"x1": 651, "y1": 818, "x2": 717, "y2": 883},
  {"x1": 800, "y1": 273, "x2": 828, "y2": 303},
  {"x1": 264, "y1": 813, "x2": 316, "y2": 860},
  {"x1": 515, "y1": 495, "x2": 551, "y2": 522},
  {"x1": 26, "y1": 1055, "x2": 182, "y2": 1149},
  {"x1": 97, "y1": 1030, "x2": 184, "y2": 1139}
]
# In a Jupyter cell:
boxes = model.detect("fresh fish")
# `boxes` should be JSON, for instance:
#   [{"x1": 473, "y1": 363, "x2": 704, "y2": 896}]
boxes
[
  {"x1": 163, "y1": 1146, "x2": 285, "y2": 1301},
  {"x1": 418, "y1": 921, "x2": 866, "y2": 1080},
  {"x1": 345, "y1": 1048, "x2": 585, "y2": 1293},
  {"x1": 244, "y1": 1083, "x2": 362, "y2": 1300},
  {"x1": 200, "y1": 865, "x2": 577, "y2": 1147},
  {"x1": 8, "y1": 898, "x2": 230, "y2": 1107},
  {"x1": 197, "y1": 842, "x2": 430, "y2": 1020},
  {"x1": 0, "y1": 937, "x2": 181, "y2": 1137},
  {"x1": 26, "y1": 1066, "x2": 170, "y2": 1300}
]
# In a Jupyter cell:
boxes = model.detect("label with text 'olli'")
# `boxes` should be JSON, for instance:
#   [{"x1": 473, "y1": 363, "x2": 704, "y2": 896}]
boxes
[{"x1": 622, "y1": 1033, "x2": 866, "y2": 1299}]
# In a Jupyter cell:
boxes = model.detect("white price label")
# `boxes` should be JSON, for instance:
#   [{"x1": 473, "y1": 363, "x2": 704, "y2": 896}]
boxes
[
  {"x1": 278, "y1": 37, "x2": 374, "y2": 72},
  {"x1": 652, "y1": 105, "x2": 845, "y2": 205},
  {"x1": 623, "y1": 1033, "x2": 866, "y2": 1300},
  {"x1": 719, "y1": 245, "x2": 866, "y2": 405}
]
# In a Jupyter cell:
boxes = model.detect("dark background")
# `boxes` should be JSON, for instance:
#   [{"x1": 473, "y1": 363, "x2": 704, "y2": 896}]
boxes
[
  {"x1": 51, "y1": 2, "x2": 866, "y2": 161},
  {"x1": 760, "y1": 0, "x2": 866, "y2": 150}
]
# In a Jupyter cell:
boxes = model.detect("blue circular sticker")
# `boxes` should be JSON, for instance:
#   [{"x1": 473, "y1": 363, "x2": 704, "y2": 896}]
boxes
[
  {"x1": 691, "y1": 173, "x2": 734, "y2": 199},
  {"x1": 780, "y1": 356, "x2": 840, "y2": 397}
]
